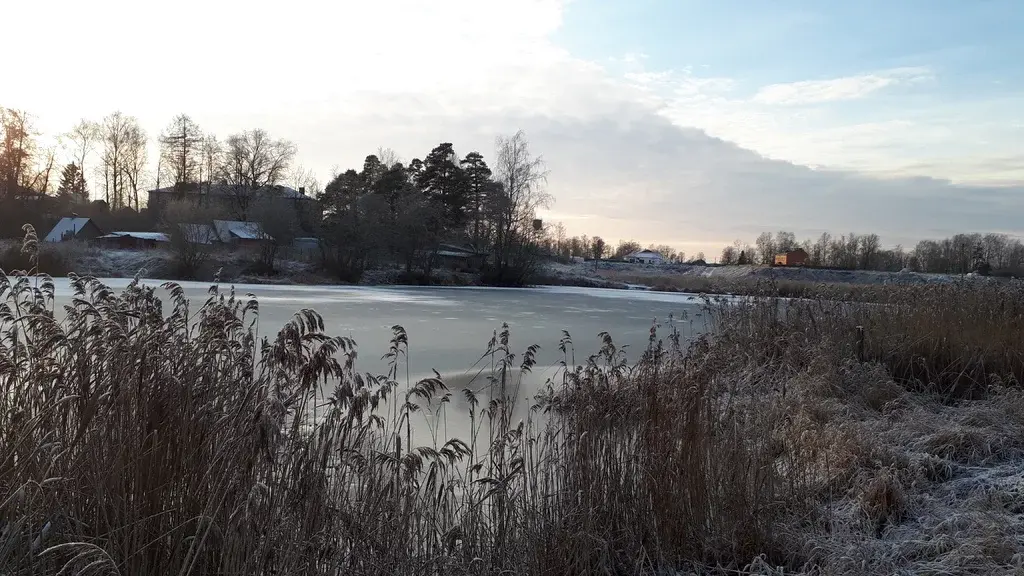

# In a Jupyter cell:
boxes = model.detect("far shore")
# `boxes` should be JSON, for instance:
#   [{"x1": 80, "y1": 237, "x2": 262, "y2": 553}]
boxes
[{"x1": 4, "y1": 241, "x2": 1002, "y2": 303}]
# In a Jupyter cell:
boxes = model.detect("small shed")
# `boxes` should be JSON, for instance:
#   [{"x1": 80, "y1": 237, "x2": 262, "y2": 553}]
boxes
[
  {"x1": 44, "y1": 217, "x2": 103, "y2": 243},
  {"x1": 774, "y1": 249, "x2": 809, "y2": 267},
  {"x1": 96, "y1": 232, "x2": 171, "y2": 250}
]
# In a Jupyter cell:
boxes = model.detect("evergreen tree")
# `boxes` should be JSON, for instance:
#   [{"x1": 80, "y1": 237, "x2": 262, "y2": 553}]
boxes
[
  {"x1": 461, "y1": 151, "x2": 493, "y2": 248},
  {"x1": 373, "y1": 162, "x2": 413, "y2": 219},
  {"x1": 417, "y1": 143, "x2": 468, "y2": 231},
  {"x1": 406, "y1": 158, "x2": 424, "y2": 182},
  {"x1": 57, "y1": 162, "x2": 88, "y2": 203},
  {"x1": 361, "y1": 154, "x2": 385, "y2": 186}
]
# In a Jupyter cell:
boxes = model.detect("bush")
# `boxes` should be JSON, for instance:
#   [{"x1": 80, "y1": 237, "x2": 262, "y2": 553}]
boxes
[{"x1": 0, "y1": 237, "x2": 77, "y2": 277}]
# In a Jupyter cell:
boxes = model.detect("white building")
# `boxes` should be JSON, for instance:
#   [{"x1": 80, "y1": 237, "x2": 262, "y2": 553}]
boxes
[{"x1": 624, "y1": 249, "x2": 665, "y2": 265}]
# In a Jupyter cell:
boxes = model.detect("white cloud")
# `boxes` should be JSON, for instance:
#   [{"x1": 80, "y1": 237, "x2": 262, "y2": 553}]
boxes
[
  {"x1": 751, "y1": 67, "x2": 932, "y2": 105},
  {"x1": 5, "y1": 0, "x2": 1022, "y2": 255}
]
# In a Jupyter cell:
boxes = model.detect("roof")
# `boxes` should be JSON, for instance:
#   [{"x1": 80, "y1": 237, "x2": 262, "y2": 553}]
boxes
[
  {"x1": 44, "y1": 217, "x2": 96, "y2": 242},
  {"x1": 626, "y1": 250, "x2": 664, "y2": 259},
  {"x1": 149, "y1": 183, "x2": 310, "y2": 199},
  {"x1": 437, "y1": 243, "x2": 487, "y2": 256},
  {"x1": 178, "y1": 223, "x2": 219, "y2": 245},
  {"x1": 213, "y1": 220, "x2": 273, "y2": 242},
  {"x1": 100, "y1": 231, "x2": 170, "y2": 242}
]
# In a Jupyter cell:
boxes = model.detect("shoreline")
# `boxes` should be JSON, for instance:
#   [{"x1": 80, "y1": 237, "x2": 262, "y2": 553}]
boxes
[{"x1": 8, "y1": 241, "x2": 1005, "y2": 302}]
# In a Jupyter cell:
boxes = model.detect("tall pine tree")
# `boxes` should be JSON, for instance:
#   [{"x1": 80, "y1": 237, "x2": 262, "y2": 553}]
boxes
[
  {"x1": 417, "y1": 143, "x2": 468, "y2": 232},
  {"x1": 57, "y1": 162, "x2": 88, "y2": 204},
  {"x1": 461, "y1": 151, "x2": 493, "y2": 248}
]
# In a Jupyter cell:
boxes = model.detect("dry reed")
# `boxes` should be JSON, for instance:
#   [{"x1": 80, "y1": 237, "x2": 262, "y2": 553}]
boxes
[{"x1": 2, "y1": 225, "x2": 1023, "y2": 575}]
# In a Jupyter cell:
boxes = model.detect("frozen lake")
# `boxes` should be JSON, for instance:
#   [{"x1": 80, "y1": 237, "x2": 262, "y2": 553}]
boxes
[
  {"x1": 49, "y1": 278, "x2": 708, "y2": 380},
  {"x1": 45, "y1": 278, "x2": 711, "y2": 446}
]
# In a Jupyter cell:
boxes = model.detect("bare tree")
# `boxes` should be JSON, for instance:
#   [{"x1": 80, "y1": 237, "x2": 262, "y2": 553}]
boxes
[
  {"x1": 221, "y1": 129, "x2": 295, "y2": 189},
  {"x1": 220, "y1": 129, "x2": 296, "y2": 218},
  {"x1": 553, "y1": 221, "x2": 567, "y2": 257},
  {"x1": 755, "y1": 232, "x2": 777, "y2": 265},
  {"x1": 121, "y1": 123, "x2": 148, "y2": 210},
  {"x1": 0, "y1": 108, "x2": 37, "y2": 197},
  {"x1": 199, "y1": 135, "x2": 222, "y2": 191},
  {"x1": 100, "y1": 111, "x2": 141, "y2": 209},
  {"x1": 488, "y1": 130, "x2": 550, "y2": 284},
  {"x1": 162, "y1": 198, "x2": 222, "y2": 278},
  {"x1": 859, "y1": 233, "x2": 881, "y2": 270},
  {"x1": 721, "y1": 245, "x2": 737, "y2": 265},
  {"x1": 62, "y1": 119, "x2": 101, "y2": 198},
  {"x1": 590, "y1": 236, "x2": 607, "y2": 260},
  {"x1": 159, "y1": 114, "x2": 203, "y2": 186},
  {"x1": 26, "y1": 146, "x2": 57, "y2": 194},
  {"x1": 375, "y1": 146, "x2": 401, "y2": 169},
  {"x1": 289, "y1": 164, "x2": 321, "y2": 196}
]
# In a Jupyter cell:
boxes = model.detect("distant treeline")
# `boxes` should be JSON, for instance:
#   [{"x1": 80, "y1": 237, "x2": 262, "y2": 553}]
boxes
[{"x1": 719, "y1": 231, "x2": 1024, "y2": 275}]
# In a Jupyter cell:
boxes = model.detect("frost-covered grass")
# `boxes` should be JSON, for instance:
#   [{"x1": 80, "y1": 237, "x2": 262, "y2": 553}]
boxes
[
  {"x1": 553, "y1": 260, "x2": 966, "y2": 299},
  {"x1": 3, "y1": 226, "x2": 1024, "y2": 575}
]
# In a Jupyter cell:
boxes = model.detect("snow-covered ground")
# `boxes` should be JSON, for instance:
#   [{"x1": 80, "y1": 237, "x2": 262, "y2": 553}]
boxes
[
  {"x1": 548, "y1": 260, "x2": 962, "y2": 288},
  {"x1": 10, "y1": 240, "x2": 971, "y2": 292}
]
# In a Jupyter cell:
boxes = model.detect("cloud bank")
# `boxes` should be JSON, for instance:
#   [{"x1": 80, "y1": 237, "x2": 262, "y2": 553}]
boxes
[{"x1": 5, "y1": 0, "x2": 1022, "y2": 254}]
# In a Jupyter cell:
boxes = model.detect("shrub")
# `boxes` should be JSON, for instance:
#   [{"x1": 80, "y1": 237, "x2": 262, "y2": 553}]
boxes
[{"x1": 0, "y1": 234, "x2": 75, "y2": 277}]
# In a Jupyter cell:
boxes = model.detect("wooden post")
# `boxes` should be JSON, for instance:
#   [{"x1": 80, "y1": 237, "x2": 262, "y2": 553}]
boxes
[{"x1": 856, "y1": 325, "x2": 865, "y2": 362}]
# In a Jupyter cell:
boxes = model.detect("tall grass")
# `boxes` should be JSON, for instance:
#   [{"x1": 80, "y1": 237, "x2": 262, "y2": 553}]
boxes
[{"x1": 2, "y1": 225, "x2": 1023, "y2": 575}]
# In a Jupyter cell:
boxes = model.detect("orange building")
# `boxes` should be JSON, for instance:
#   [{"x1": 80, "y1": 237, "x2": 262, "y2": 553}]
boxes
[{"x1": 774, "y1": 248, "x2": 809, "y2": 267}]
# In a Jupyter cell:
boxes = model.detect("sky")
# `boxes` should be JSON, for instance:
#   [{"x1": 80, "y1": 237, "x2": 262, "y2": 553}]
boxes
[{"x1": 6, "y1": 0, "x2": 1024, "y2": 257}]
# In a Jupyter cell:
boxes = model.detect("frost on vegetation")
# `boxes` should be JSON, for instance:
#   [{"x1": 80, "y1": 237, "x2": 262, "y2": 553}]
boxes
[{"x1": 3, "y1": 225, "x2": 1024, "y2": 575}]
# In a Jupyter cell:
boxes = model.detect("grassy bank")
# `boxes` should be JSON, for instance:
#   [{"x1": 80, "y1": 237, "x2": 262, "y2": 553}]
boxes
[{"x1": 2, "y1": 234, "x2": 1024, "y2": 573}]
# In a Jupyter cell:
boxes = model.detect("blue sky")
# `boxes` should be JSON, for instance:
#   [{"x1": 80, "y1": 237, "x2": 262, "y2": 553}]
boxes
[
  {"x1": 544, "y1": 0, "x2": 1024, "y2": 192},
  {"x1": 7, "y1": 0, "x2": 1024, "y2": 254},
  {"x1": 558, "y1": 0, "x2": 1023, "y2": 91}
]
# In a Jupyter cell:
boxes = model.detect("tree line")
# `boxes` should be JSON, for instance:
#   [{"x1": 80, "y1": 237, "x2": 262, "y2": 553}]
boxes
[
  {"x1": 538, "y1": 227, "x2": 702, "y2": 264},
  {"x1": 6, "y1": 105, "x2": 1019, "y2": 281},
  {"x1": 720, "y1": 231, "x2": 1024, "y2": 275},
  {"x1": 1, "y1": 106, "x2": 553, "y2": 284},
  {"x1": 0, "y1": 108, "x2": 304, "y2": 210},
  {"x1": 314, "y1": 133, "x2": 549, "y2": 284}
]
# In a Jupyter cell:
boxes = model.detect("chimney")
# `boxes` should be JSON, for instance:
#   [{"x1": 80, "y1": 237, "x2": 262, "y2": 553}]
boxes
[{"x1": 299, "y1": 187, "x2": 306, "y2": 196}]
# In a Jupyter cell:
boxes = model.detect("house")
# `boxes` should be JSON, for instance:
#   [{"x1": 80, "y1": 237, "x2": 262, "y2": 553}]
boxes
[
  {"x1": 96, "y1": 232, "x2": 170, "y2": 250},
  {"x1": 177, "y1": 223, "x2": 219, "y2": 245},
  {"x1": 213, "y1": 220, "x2": 272, "y2": 248},
  {"x1": 44, "y1": 217, "x2": 103, "y2": 243},
  {"x1": 434, "y1": 243, "x2": 488, "y2": 271},
  {"x1": 147, "y1": 183, "x2": 320, "y2": 230},
  {"x1": 624, "y1": 249, "x2": 665, "y2": 265},
  {"x1": 774, "y1": 248, "x2": 809, "y2": 267}
]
